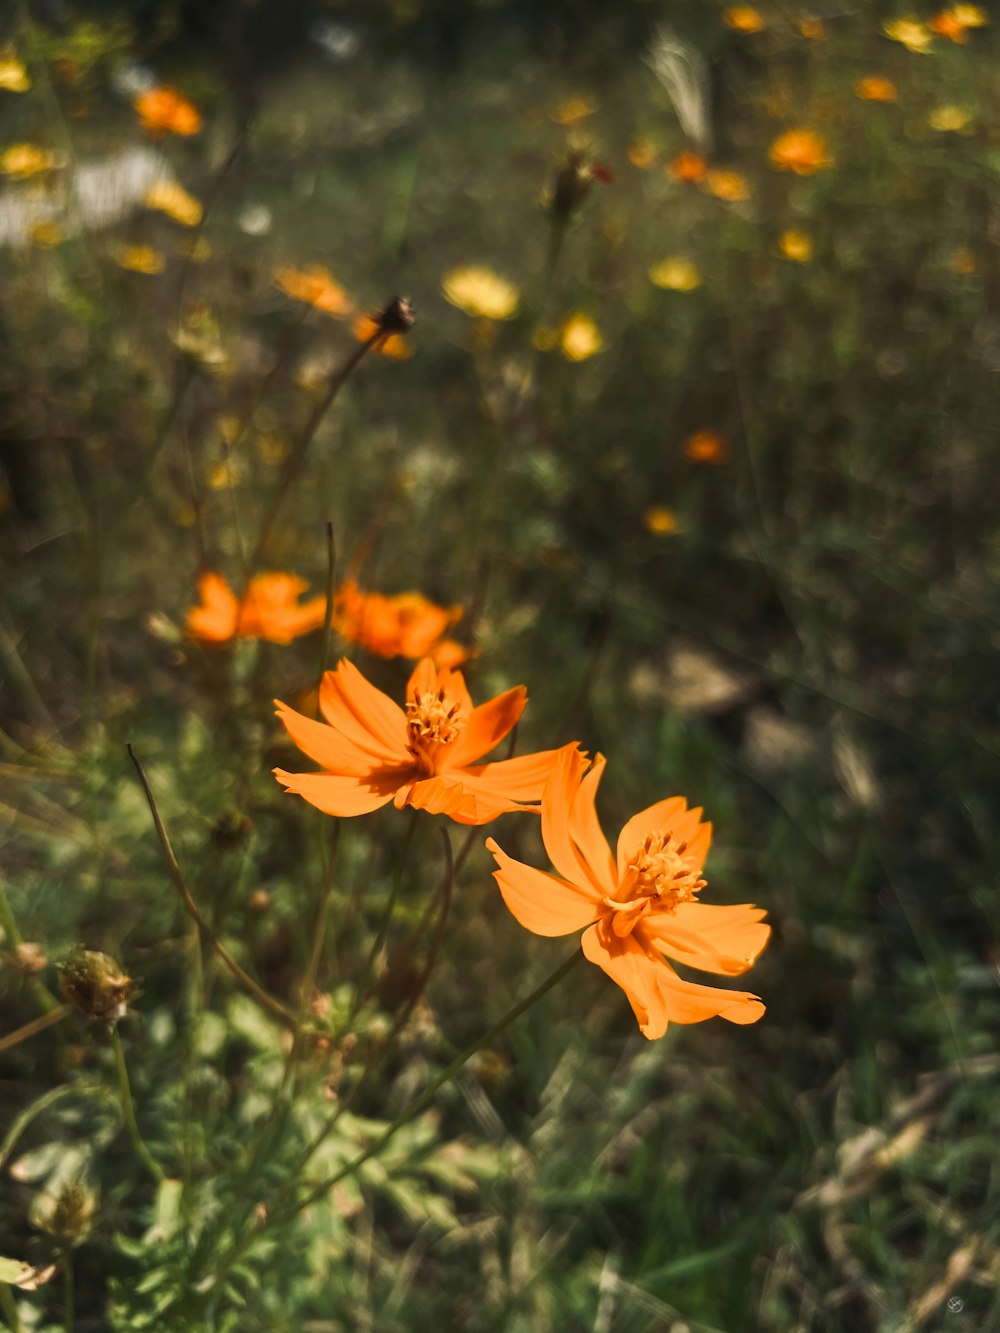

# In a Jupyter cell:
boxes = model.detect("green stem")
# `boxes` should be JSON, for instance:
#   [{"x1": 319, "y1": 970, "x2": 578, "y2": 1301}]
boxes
[
  {"x1": 111, "y1": 1029, "x2": 163, "y2": 1184},
  {"x1": 0, "y1": 884, "x2": 61, "y2": 1013},
  {"x1": 127, "y1": 743, "x2": 296, "y2": 1029},
  {"x1": 0, "y1": 1004, "x2": 71, "y2": 1055},
  {"x1": 0, "y1": 1282, "x2": 22, "y2": 1331},
  {"x1": 360, "y1": 810, "x2": 420, "y2": 995},
  {"x1": 316, "y1": 521, "x2": 338, "y2": 712},
  {"x1": 62, "y1": 1251, "x2": 73, "y2": 1333}
]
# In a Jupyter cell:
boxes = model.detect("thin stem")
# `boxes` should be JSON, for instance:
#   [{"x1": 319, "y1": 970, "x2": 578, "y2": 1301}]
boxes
[
  {"x1": 244, "y1": 333, "x2": 383, "y2": 580},
  {"x1": 0, "y1": 886, "x2": 61, "y2": 1014},
  {"x1": 62, "y1": 1251, "x2": 74, "y2": 1333},
  {"x1": 360, "y1": 810, "x2": 420, "y2": 996},
  {"x1": 316, "y1": 521, "x2": 338, "y2": 713},
  {"x1": 0, "y1": 1004, "x2": 71, "y2": 1056},
  {"x1": 127, "y1": 743, "x2": 296, "y2": 1029},
  {"x1": 110, "y1": 1029, "x2": 164, "y2": 1184}
]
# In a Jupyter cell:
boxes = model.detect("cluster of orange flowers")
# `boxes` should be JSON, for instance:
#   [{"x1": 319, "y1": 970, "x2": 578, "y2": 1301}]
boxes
[{"x1": 270, "y1": 655, "x2": 770, "y2": 1040}]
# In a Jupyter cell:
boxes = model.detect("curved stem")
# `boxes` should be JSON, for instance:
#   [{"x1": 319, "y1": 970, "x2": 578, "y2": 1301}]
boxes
[
  {"x1": 111, "y1": 1029, "x2": 164, "y2": 1185},
  {"x1": 127, "y1": 743, "x2": 296, "y2": 1029},
  {"x1": 0, "y1": 1004, "x2": 71, "y2": 1056}
]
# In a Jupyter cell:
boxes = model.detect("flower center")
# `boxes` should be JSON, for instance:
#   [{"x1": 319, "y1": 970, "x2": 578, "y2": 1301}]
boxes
[
  {"x1": 603, "y1": 830, "x2": 706, "y2": 937},
  {"x1": 405, "y1": 689, "x2": 465, "y2": 774}
]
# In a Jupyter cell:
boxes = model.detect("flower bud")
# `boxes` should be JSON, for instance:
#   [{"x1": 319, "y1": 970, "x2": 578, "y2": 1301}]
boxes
[{"x1": 58, "y1": 948, "x2": 135, "y2": 1025}]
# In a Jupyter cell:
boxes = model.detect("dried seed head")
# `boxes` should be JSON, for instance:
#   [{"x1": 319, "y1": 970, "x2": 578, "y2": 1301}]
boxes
[
  {"x1": 375, "y1": 296, "x2": 415, "y2": 337},
  {"x1": 58, "y1": 948, "x2": 135, "y2": 1025},
  {"x1": 33, "y1": 1182, "x2": 97, "y2": 1247}
]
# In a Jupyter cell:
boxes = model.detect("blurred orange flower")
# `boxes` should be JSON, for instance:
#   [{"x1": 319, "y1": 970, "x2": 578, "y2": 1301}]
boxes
[
  {"x1": 332, "y1": 579, "x2": 464, "y2": 662},
  {"x1": 275, "y1": 266, "x2": 353, "y2": 317},
  {"x1": 768, "y1": 129, "x2": 833, "y2": 175},
  {"x1": 705, "y1": 169, "x2": 752, "y2": 201},
  {"x1": 667, "y1": 150, "x2": 708, "y2": 183},
  {"x1": 133, "y1": 86, "x2": 202, "y2": 137},
  {"x1": 797, "y1": 17, "x2": 827, "y2": 40},
  {"x1": 351, "y1": 313, "x2": 413, "y2": 359},
  {"x1": 929, "y1": 6, "x2": 987, "y2": 41},
  {"x1": 115, "y1": 244, "x2": 166, "y2": 275},
  {"x1": 724, "y1": 6, "x2": 766, "y2": 33},
  {"x1": 684, "y1": 430, "x2": 728, "y2": 463},
  {"x1": 187, "y1": 572, "x2": 327, "y2": 645},
  {"x1": 487, "y1": 747, "x2": 769, "y2": 1039},
  {"x1": 274, "y1": 658, "x2": 563, "y2": 824},
  {"x1": 627, "y1": 138, "x2": 656, "y2": 169},
  {"x1": 855, "y1": 76, "x2": 898, "y2": 103}
]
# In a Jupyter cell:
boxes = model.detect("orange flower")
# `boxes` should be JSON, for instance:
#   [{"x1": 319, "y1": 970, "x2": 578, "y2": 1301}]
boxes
[
  {"x1": 667, "y1": 150, "x2": 708, "y2": 183},
  {"x1": 332, "y1": 579, "x2": 464, "y2": 662},
  {"x1": 274, "y1": 658, "x2": 563, "y2": 825},
  {"x1": 724, "y1": 6, "x2": 766, "y2": 33},
  {"x1": 133, "y1": 86, "x2": 202, "y2": 137},
  {"x1": 768, "y1": 129, "x2": 833, "y2": 175},
  {"x1": 855, "y1": 76, "x2": 898, "y2": 103},
  {"x1": 275, "y1": 266, "x2": 352, "y2": 317},
  {"x1": 187, "y1": 572, "x2": 327, "y2": 645},
  {"x1": 487, "y1": 747, "x2": 769, "y2": 1039},
  {"x1": 705, "y1": 169, "x2": 752, "y2": 202},
  {"x1": 928, "y1": 7, "x2": 986, "y2": 41},
  {"x1": 351, "y1": 313, "x2": 413, "y2": 359},
  {"x1": 684, "y1": 430, "x2": 728, "y2": 463}
]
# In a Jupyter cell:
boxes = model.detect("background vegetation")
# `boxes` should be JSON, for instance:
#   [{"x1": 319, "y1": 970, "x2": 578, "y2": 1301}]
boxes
[{"x1": 1, "y1": 1, "x2": 998, "y2": 1329}]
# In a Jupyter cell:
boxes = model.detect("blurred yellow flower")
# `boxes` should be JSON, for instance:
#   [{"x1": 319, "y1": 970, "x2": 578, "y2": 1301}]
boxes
[
  {"x1": 649, "y1": 257, "x2": 702, "y2": 291},
  {"x1": 883, "y1": 18, "x2": 932, "y2": 51},
  {"x1": 550, "y1": 95, "x2": 596, "y2": 125},
  {"x1": 115, "y1": 245, "x2": 166, "y2": 274},
  {"x1": 724, "y1": 6, "x2": 766, "y2": 32},
  {"x1": 951, "y1": 248, "x2": 977, "y2": 275},
  {"x1": 779, "y1": 230, "x2": 812, "y2": 262},
  {"x1": 929, "y1": 6, "x2": 986, "y2": 40},
  {"x1": 627, "y1": 138, "x2": 656, "y2": 169},
  {"x1": 797, "y1": 17, "x2": 827, "y2": 40},
  {"x1": 275, "y1": 265, "x2": 352, "y2": 316},
  {"x1": 144, "y1": 179, "x2": 203, "y2": 227},
  {"x1": 928, "y1": 104, "x2": 974, "y2": 132},
  {"x1": 643, "y1": 505, "x2": 679, "y2": 536},
  {"x1": 207, "y1": 459, "x2": 242, "y2": 490},
  {"x1": 668, "y1": 150, "x2": 709, "y2": 183},
  {"x1": 442, "y1": 266, "x2": 520, "y2": 320},
  {"x1": 855, "y1": 76, "x2": 898, "y2": 103},
  {"x1": 705, "y1": 169, "x2": 752, "y2": 201},
  {"x1": 768, "y1": 129, "x2": 832, "y2": 175},
  {"x1": 0, "y1": 50, "x2": 30, "y2": 93},
  {"x1": 257, "y1": 434, "x2": 291, "y2": 464},
  {"x1": 949, "y1": 4, "x2": 988, "y2": 25},
  {"x1": 0, "y1": 144, "x2": 59, "y2": 178},
  {"x1": 684, "y1": 430, "x2": 728, "y2": 464},
  {"x1": 30, "y1": 221, "x2": 63, "y2": 247},
  {"x1": 559, "y1": 313, "x2": 603, "y2": 362}
]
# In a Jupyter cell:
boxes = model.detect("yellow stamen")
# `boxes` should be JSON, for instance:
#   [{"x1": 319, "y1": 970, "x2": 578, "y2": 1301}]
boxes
[
  {"x1": 405, "y1": 688, "x2": 465, "y2": 773},
  {"x1": 605, "y1": 829, "x2": 706, "y2": 935}
]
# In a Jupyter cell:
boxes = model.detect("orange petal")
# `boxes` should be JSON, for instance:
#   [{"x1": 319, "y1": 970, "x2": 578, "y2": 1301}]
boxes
[
  {"x1": 406, "y1": 657, "x2": 438, "y2": 700},
  {"x1": 644, "y1": 902, "x2": 770, "y2": 976},
  {"x1": 581, "y1": 919, "x2": 671, "y2": 1039},
  {"x1": 445, "y1": 685, "x2": 527, "y2": 768},
  {"x1": 319, "y1": 660, "x2": 408, "y2": 760},
  {"x1": 459, "y1": 748, "x2": 562, "y2": 801},
  {"x1": 653, "y1": 961, "x2": 766, "y2": 1026},
  {"x1": 273, "y1": 768, "x2": 400, "y2": 816},
  {"x1": 396, "y1": 774, "x2": 524, "y2": 825},
  {"x1": 275, "y1": 699, "x2": 383, "y2": 776},
  {"x1": 487, "y1": 837, "x2": 601, "y2": 936},
  {"x1": 615, "y1": 797, "x2": 691, "y2": 878},
  {"x1": 570, "y1": 753, "x2": 617, "y2": 888},
  {"x1": 187, "y1": 571, "x2": 239, "y2": 641},
  {"x1": 542, "y1": 746, "x2": 610, "y2": 896}
]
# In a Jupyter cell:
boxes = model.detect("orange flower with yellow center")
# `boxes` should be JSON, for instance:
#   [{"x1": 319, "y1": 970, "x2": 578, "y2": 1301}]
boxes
[
  {"x1": 187, "y1": 572, "x2": 327, "y2": 645},
  {"x1": 487, "y1": 747, "x2": 769, "y2": 1039},
  {"x1": 768, "y1": 129, "x2": 833, "y2": 175},
  {"x1": 133, "y1": 87, "x2": 202, "y2": 137},
  {"x1": 332, "y1": 579, "x2": 465, "y2": 663},
  {"x1": 274, "y1": 658, "x2": 563, "y2": 824}
]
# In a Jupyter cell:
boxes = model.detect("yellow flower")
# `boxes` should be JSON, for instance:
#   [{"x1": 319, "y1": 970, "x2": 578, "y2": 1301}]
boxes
[
  {"x1": 0, "y1": 144, "x2": 59, "y2": 178},
  {"x1": 724, "y1": 6, "x2": 766, "y2": 33},
  {"x1": 559, "y1": 313, "x2": 604, "y2": 362},
  {"x1": 643, "y1": 506, "x2": 679, "y2": 536},
  {"x1": 0, "y1": 50, "x2": 30, "y2": 93},
  {"x1": 854, "y1": 76, "x2": 898, "y2": 103},
  {"x1": 29, "y1": 220, "x2": 63, "y2": 248},
  {"x1": 950, "y1": 4, "x2": 988, "y2": 25},
  {"x1": 951, "y1": 248, "x2": 977, "y2": 275},
  {"x1": 649, "y1": 257, "x2": 702, "y2": 292},
  {"x1": 768, "y1": 129, "x2": 833, "y2": 175},
  {"x1": 705, "y1": 169, "x2": 752, "y2": 201},
  {"x1": 928, "y1": 105, "x2": 974, "y2": 132},
  {"x1": 442, "y1": 265, "x2": 520, "y2": 320},
  {"x1": 207, "y1": 460, "x2": 241, "y2": 490},
  {"x1": 550, "y1": 95, "x2": 596, "y2": 125},
  {"x1": 883, "y1": 18, "x2": 932, "y2": 52},
  {"x1": 115, "y1": 244, "x2": 166, "y2": 275},
  {"x1": 275, "y1": 265, "x2": 352, "y2": 316},
  {"x1": 627, "y1": 137, "x2": 656, "y2": 169},
  {"x1": 144, "y1": 179, "x2": 203, "y2": 227},
  {"x1": 779, "y1": 230, "x2": 812, "y2": 262}
]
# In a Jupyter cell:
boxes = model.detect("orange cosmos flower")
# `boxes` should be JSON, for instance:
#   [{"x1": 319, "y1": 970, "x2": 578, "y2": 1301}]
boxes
[
  {"x1": 684, "y1": 430, "x2": 728, "y2": 463},
  {"x1": 667, "y1": 150, "x2": 708, "y2": 183},
  {"x1": 187, "y1": 572, "x2": 327, "y2": 645},
  {"x1": 351, "y1": 313, "x2": 413, "y2": 359},
  {"x1": 724, "y1": 6, "x2": 766, "y2": 33},
  {"x1": 768, "y1": 129, "x2": 833, "y2": 175},
  {"x1": 855, "y1": 76, "x2": 898, "y2": 103},
  {"x1": 274, "y1": 658, "x2": 564, "y2": 824},
  {"x1": 332, "y1": 579, "x2": 464, "y2": 662},
  {"x1": 275, "y1": 266, "x2": 352, "y2": 317},
  {"x1": 133, "y1": 86, "x2": 202, "y2": 137},
  {"x1": 928, "y1": 7, "x2": 984, "y2": 41},
  {"x1": 487, "y1": 747, "x2": 769, "y2": 1039}
]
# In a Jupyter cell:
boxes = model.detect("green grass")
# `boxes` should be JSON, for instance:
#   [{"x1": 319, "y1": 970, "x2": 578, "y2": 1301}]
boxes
[{"x1": 1, "y1": 2, "x2": 998, "y2": 1329}]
